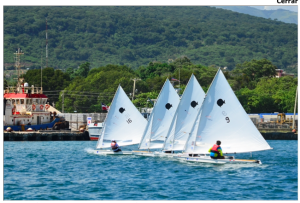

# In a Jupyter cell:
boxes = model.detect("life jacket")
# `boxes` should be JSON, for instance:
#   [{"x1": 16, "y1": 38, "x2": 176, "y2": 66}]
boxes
[
  {"x1": 211, "y1": 144, "x2": 220, "y2": 154},
  {"x1": 111, "y1": 142, "x2": 118, "y2": 149}
]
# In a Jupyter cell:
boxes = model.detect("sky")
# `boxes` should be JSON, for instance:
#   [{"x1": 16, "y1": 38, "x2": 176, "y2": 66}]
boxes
[{"x1": 250, "y1": 6, "x2": 298, "y2": 12}]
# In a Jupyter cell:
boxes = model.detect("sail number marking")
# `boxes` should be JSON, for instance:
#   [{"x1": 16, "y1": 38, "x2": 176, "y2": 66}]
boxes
[{"x1": 126, "y1": 118, "x2": 132, "y2": 124}]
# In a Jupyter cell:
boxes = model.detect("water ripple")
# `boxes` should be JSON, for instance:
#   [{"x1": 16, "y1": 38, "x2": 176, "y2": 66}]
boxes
[{"x1": 4, "y1": 140, "x2": 298, "y2": 200}]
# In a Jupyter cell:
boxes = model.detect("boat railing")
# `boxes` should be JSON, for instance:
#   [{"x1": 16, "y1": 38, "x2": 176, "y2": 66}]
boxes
[
  {"x1": 255, "y1": 122, "x2": 297, "y2": 130},
  {"x1": 26, "y1": 105, "x2": 32, "y2": 112},
  {"x1": 13, "y1": 104, "x2": 47, "y2": 113},
  {"x1": 5, "y1": 86, "x2": 43, "y2": 94},
  {"x1": 139, "y1": 107, "x2": 153, "y2": 113},
  {"x1": 31, "y1": 102, "x2": 46, "y2": 112}
]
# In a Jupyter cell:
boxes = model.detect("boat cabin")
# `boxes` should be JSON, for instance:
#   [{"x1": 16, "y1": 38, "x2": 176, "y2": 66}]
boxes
[{"x1": 4, "y1": 82, "x2": 51, "y2": 127}]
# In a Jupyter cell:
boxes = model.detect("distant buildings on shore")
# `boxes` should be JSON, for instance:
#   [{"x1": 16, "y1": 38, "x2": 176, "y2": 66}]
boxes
[{"x1": 275, "y1": 69, "x2": 294, "y2": 78}]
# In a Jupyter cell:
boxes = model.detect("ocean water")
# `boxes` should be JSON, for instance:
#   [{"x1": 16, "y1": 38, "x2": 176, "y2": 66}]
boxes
[{"x1": 4, "y1": 140, "x2": 297, "y2": 200}]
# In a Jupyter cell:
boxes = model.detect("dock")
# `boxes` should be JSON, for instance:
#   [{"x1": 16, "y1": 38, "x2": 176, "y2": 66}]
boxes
[
  {"x1": 261, "y1": 132, "x2": 297, "y2": 140},
  {"x1": 4, "y1": 130, "x2": 90, "y2": 141},
  {"x1": 3, "y1": 130, "x2": 297, "y2": 141}
]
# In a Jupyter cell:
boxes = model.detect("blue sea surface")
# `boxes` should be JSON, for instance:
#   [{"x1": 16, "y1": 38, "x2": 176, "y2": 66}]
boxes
[{"x1": 4, "y1": 140, "x2": 298, "y2": 200}]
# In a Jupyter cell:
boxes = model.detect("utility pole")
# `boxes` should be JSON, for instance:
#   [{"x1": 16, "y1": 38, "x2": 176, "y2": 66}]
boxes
[
  {"x1": 46, "y1": 17, "x2": 48, "y2": 68},
  {"x1": 179, "y1": 66, "x2": 180, "y2": 92},
  {"x1": 292, "y1": 86, "x2": 298, "y2": 130},
  {"x1": 62, "y1": 90, "x2": 65, "y2": 113},
  {"x1": 131, "y1": 78, "x2": 141, "y2": 101},
  {"x1": 41, "y1": 49, "x2": 43, "y2": 93}
]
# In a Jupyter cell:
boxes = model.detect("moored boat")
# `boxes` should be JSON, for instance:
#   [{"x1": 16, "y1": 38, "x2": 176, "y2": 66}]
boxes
[
  {"x1": 87, "y1": 122, "x2": 103, "y2": 140},
  {"x1": 4, "y1": 48, "x2": 62, "y2": 131}
]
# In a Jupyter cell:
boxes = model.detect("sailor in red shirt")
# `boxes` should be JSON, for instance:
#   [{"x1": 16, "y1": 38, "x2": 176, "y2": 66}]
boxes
[{"x1": 208, "y1": 140, "x2": 225, "y2": 159}]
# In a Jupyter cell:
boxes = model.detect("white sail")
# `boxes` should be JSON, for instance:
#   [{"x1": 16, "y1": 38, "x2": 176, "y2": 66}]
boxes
[
  {"x1": 96, "y1": 85, "x2": 147, "y2": 149},
  {"x1": 139, "y1": 79, "x2": 180, "y2": 149},
  {"x1": 163, "y1": 74, "x2": 205, "y2": 151},
  {"x1": 184, "y1": 69, "x2": 272, "y2": 154},
  {"x1": 137, "y1": 111, "x2": 154, "y2": 149},
  {"x1": 184, "y1": 104, "x2": 204, "y2": 154}
]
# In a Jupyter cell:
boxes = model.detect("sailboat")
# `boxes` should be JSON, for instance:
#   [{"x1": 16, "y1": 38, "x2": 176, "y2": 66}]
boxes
[
  {"x1": 133, "y1": 79, "x2": 180, "y2": 156},
  {"x1": 94, "y1": 85, "x2": 147, "y2": 155},
  {"x1": 161, "y1": 74, "x2": 205, "y2": 154},
  {"x1": 176, "y1": 68, "x2": 272, "y2": 164}
]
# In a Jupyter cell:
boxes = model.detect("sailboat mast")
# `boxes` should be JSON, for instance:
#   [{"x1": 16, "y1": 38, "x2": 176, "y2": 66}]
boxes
[
  {"x1": 206, "y1": 67, "x2": 221, "y2": 95},
  {"x1": 189, "y1": 70, "x2": 221, "y2": 155},
  {"x1": 170, "y1": 74, "x2": 193, "y2": 152},
  {"x1": 186, "y1": 70, "x2": 221, "y2": 155},
  {"x1": 138, "y1": 78, "x2": 169, "y2": 151},
  {"x1": 15, "y1": 48, "x2": 24, "y2": 79}
]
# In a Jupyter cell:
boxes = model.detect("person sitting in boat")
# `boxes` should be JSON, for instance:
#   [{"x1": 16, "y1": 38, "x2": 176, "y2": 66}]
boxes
[
  {"x1": 208, "y1": 140, "x2": 225, "y2": 159},
  {"x1": 111, "y1": 140, "x2": 121, "y2": 152}
]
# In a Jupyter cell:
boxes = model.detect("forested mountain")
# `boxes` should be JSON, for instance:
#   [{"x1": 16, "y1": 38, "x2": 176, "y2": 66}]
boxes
[
  {"x1": 4, "y1": 6, "x2": 298, "y2": 76},
  {"x1": 214, "y1": 6, "x2": 298, "y2": 24}
]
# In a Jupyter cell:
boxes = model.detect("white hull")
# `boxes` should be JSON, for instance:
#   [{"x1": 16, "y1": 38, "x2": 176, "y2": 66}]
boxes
[
  {"x1": 133, "y1": 151, "x2": 183, "y2": 157},
  {"x1": 175, "y1": 155, "x2": 262, "y2": 164},
  {"x1": 93, "y1": 150, "x2": 133, "y2": 155}
]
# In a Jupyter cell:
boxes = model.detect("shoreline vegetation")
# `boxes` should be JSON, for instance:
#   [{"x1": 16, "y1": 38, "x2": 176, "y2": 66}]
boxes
[{"x1": 5, "y1": 58, "x2": 297, "y2": 114}]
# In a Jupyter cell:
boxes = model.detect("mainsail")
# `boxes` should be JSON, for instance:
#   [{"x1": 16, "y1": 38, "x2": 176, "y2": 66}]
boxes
[
  {"x1": 96, "y1": 85, "x2": 147, "y2": 149},
  {"x1": 139, "y1": 79, "x2": 180, "y2": 149},
  {"x1": 184, "y1": 68, "x2": 272, "y2": 154},
  {"x1": 163, "y1": 74, "x2": 205, "y2": 151}
]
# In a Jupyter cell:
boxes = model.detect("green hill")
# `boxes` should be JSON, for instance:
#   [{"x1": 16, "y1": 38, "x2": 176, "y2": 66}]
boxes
[{"x1": 4, "y1": 6, "x2": 298, "y2": 75}]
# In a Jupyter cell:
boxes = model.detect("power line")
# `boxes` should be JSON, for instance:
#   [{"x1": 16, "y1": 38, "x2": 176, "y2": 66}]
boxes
[
  {"x1": 44, "y1": 94, "x2": 113, "y2": 97},
  {"x1": 43, "y1": 90, "x2": 116, "y2": 94},
  {"x1": 43, "y1": 92, "x2": 133, "y2": 97}
]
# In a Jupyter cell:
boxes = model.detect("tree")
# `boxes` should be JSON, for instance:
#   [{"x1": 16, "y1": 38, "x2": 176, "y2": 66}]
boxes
[
  {"x1": 4, "y1": 79, "x2": 8, "y2": 88},
  {"x1": 235, "y1": 76, "x2": 297, "y2": 113},
  {"x1": 66, "y1": 67, "x2": 74, "y2": 78},
  {"x1": 236, "y1": 59, "x2": 277, "y2": 82},
  {"x1": 55, "y1": 64, "x2": 148, "y2": 113},
  {"x1": 21, "y1": 67, "x2": 72, "y2": 105},
  {"x1": 133, "y1": 92, "x2": 159, "y2": 108},
  {"x1": 172, "y1": 56, "x2": 193, "y2": 67},
  {"x1": 146, "y1": 76, "x2": 167, "y2": 92},
  {"x1": 72, "y1": 62, "x2": 90, "y2": 78},
  {"x1": 22, "y1": 67, "x2": 71, "y2": 91}
]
